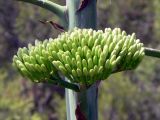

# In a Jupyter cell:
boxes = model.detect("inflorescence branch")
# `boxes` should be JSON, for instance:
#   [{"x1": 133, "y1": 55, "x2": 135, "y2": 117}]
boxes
[
  {"x1": 47, "y1": 78, "x2": 81, "y2": 92},
  {"x1": 17, "y1": 0, "x2": 68, "y2": 26},
  {"x1": 144, "y1": 47, "x2": 160, "y2": 58}
]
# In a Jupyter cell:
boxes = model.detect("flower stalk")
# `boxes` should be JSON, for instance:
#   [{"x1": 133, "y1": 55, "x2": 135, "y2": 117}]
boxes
[
  {"x1": 65, "y1": 0, "x2": 98, "y2": 120},
  {"x1": 17, "y1": 0, "x2": 68, "y2": 27},
  {"x1": 144, "y1": 47, "x2": 160, "y2": 58}
]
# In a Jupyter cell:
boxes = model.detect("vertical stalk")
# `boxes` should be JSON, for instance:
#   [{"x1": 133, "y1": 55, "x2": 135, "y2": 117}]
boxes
[{"x1": 65, "y1": 0, "x2": 98, "y2": 120}]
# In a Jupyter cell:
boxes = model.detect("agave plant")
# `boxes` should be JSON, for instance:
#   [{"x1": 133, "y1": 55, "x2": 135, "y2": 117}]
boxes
[{"x1": 13, "y1": 0, "x2": 160, "y2": 120}]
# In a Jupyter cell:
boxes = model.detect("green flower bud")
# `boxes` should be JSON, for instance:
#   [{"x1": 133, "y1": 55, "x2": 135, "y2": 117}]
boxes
[
  {"x1": 16, "y1": 60, "x2": 25, "y2": 69},
  {"x1": 63, "y1": 43, "x2": 69, "y2": 51},
  {"x1": 103, "y1": 45, "x2": 109, "y2": 56},
  {"x1": 104, "y1": 28, "x2": 112, "y2": 33},
  {"x1": 65, "y1": 64, "x2": 72, "y2": 72},
  {"x1": 57, "y1": 52, "x2": 64, "y2": 62},
  {"x1": 89, "y1": 69, "x2": 94, "y2": 78},
  {"x1": 88, "y1": 37, "x2": 94, "y2": 48},
  {"x1": 93, "y1": 65, "x2": 98, "y2": 77},
  {"x1": 94, "y1": 45, "x2": 100, "y2": 57},
  {"x1": 59, "y1": 65, "x2": 67, "y2": 75},
  {"x1": 24, "y1": 62, "x2": 33, "y2": 71},
  {"x1": 35, "y1": 64, "x2": 43, "y2": 72},
  {"x1": 111, "y1": 60, "x2": 117, "y2": 68},
  {"x1": 77, "y1": 47, "x2": 83, "y2": 57},
  {"x1": 139, "y1": 48, "x2": 145, "y2": 55},
  {"x1": 83, "y1": 46, "x2": 89, "y2": 55},
  {"x1": 109, "y1": 42, "x2": 115, "y2": 53},
  {"x1": 117, "y1": 39, "x2": 124, "y2": 48},
  {"x1": 99, "y1": 57, "x2": 105, "y2": 66},
  {"x1": 72, "y1": 43, "x2": 77, "y2": 50},
  {"x1": 64, "y1": 51, "x2": 72, "y2": 58},
  {"x1": 72, "y1": 69, "x2": 77, "y2": 78},
  {"x1": 81, "y1": 38, "x2": 85, "y2": 47},
  {"x1": 17, "y1": 48, "x2": 24, "y2": 61},
  {"x1": 88, "y1": 58, "x2": 93, "y2": 69},
  {"x1": 98, "y1": 66, "x2": 103, "y2": 74},
  {"x1": 115, "y1": 56, "x2": 121, "y2": 64},
  {"x1": 83, "y1": 67, "x2": 88, "y2": 76},
  {"x1": 110, "y1": 55, "x2": 116, "y2": 63},
  {"x1": 22, "y1": 54, "x2": 30, "y2": 63},
  {"x1": 71, "y1": 49, "x2": 76, "y2": 56},
  {"x1": 100, "y1": 38, "x2": 106, "y2": 47},
  {"x1": 71, "y1": 58, "x2": 77, "y2": 68},
  {"x1": 82, "y1": 59, "x2": 88, "y2": 68},
  {"x1": 66, "y1": 56, "x2": 72, "y2": 65},
  {"x1": 93, "y1": 55, "x2": 98, "y2": 65},
  {"x1": 94, "y1": 39, "x2": 100, "y2": 47},
  {"x1": 77, "y1": 61, "x2": 82, "y2": 70},
  {"x1": 106, "y1": 35, "x2": 112, "y2": 46},
  {"x1": 51, "y1": 51, "x2": 58, "y2": 60},
  {"x1": 57, "y1": 42, "x2": 63, "y2": 50},
  {"x1": 35, "y1": 55, "x2": 41, "y2": 65},
  {"x1": 119, "y1": 47, "x2": 127, "y2": 57},
  {"x1": 66, "y1": 40, "x2": 72, "y2": 50},
  {"x1": 30, "y1": 56, "x2": 37, "y2": 64},
  {"x1": 122, "y1": 31, "x2": 127, "y2": 36},
  {"x1": 76, "y1": 55, "x2": 81, "y2": 62},
  {"x1": 28, "y1": 43, "x2": 34, "y2": 50},
  {"x1": 21, "y1": 68, "x2": 34, "y2": 80},
  {"x1": 52, "y1": 61, "x2": 63, "y2": 68},
  {"x1": 77, "y1": 68, "x2": 82, "y2": 77},
  {"x1": 133, "y1": 51, "x2": 140, "y2": 61},
  {"x1": 128, "y1": 44, "x2": 136, "y2": 53},
  {"x1": 105, "y1": 60, "x2": 110, "y2": 70}
]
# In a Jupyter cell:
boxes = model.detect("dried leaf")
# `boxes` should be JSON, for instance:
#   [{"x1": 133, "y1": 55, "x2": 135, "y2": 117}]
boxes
[
  {"x1": 77, "y1": 0, "x2": 90, "y2": 12},
  {"x1": 75, "y1": 103, "x2": 87, "y2": 120}
]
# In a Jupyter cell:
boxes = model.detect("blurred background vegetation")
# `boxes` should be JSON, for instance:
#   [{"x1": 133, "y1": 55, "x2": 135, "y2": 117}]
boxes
[{"x1": 0, "y1": 0, "x2": 160, "y2": 119}]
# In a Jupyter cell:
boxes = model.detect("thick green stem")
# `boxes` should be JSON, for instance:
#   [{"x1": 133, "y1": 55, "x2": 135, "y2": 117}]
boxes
[
  {"x1": 66, "y1": 0, "x2": 96, "y2": 29},
  {"x1": 65, "y1": 0, "x2": 98, "y2": 120},
  {"x1": 65, "y1": 78, "x2": 78, "y2": 120},
  {"x1": 145, "y1": 47, "x2": 160, "y2": 58},
  {"x1": 17, "y1": 0, "x2": 68, "y2": 26}
]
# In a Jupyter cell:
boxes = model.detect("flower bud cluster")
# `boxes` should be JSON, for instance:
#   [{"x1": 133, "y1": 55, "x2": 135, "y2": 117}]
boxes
[
  {"x1": 13, "y1": 40, "x2": 58, "y2": 83},
  {"x1": 13, "y1": 28, "x2": 144, "y2": 85}
]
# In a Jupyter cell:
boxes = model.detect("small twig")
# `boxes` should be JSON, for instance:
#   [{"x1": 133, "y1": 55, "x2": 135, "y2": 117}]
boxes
[
  {"x1": 39, "y1": 20, "x2": 65, "y2": 32},
  {"x1": 144, "y1": 47, "x2": 160, "y2": 58}
]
